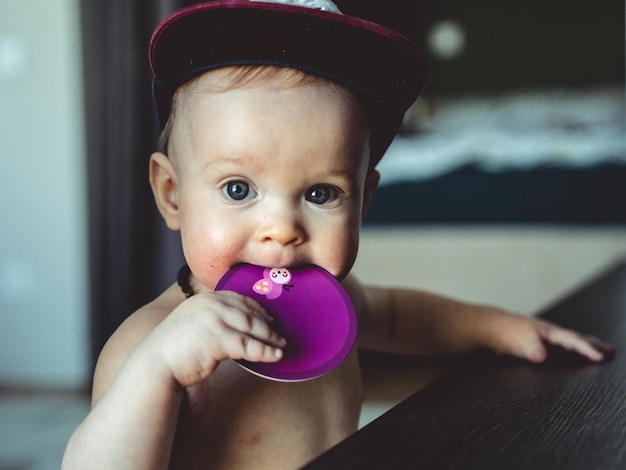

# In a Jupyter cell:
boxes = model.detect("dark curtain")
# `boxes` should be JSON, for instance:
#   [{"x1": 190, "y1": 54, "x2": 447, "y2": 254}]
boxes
[
  {"x1": 81, "y1": 0, "x2": 197, "y2": 363},
  {"x1": 79, "y1": 0, "x2": 428, "y2": 366}
]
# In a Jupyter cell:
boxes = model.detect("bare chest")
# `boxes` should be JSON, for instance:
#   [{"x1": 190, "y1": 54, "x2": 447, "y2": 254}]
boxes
[{"x1": 169, "y1": 352, "x2": 362, "y2": 468}]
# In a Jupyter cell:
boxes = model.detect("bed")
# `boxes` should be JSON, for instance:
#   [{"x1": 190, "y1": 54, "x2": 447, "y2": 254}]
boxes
[{"x1": 365, "y1": 86, "x2": 626, "y2": 225}]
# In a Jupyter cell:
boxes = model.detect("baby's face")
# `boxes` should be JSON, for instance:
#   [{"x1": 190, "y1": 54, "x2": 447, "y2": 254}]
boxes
[{"x1": 158, "y1": 73, "x2": 375, "y2": 289}]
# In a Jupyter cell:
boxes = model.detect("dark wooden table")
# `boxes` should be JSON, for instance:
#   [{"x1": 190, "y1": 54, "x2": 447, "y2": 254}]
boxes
[{"x1": 305, "y1": 260, "x2": 626, "y2": 469}]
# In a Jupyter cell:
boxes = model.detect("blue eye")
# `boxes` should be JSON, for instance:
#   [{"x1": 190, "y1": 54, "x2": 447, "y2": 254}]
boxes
[
  {"x1": 223, "y1": 181, "x2": 255, "y2": 201},
  {"x1": 306, "y1": 185, "x2": 338, "y2": 205}
]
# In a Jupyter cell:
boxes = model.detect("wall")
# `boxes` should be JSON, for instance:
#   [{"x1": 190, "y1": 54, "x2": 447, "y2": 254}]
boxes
[
  {"x1": 0, "y1": 0, "x2": 89, "y2": 388},
  {"x1": 354, "y1": 226, "x2": 626, "y2": 315}
]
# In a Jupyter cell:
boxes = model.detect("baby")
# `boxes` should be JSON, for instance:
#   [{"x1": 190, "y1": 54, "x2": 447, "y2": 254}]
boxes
[{"x1": 63, "y1": 1, "x2": 612, "y2": 468}]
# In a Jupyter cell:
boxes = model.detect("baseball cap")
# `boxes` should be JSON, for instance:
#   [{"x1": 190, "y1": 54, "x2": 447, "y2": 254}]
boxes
[{"x1": 149, "y1": 0, "x2": 428, "y2": 165}]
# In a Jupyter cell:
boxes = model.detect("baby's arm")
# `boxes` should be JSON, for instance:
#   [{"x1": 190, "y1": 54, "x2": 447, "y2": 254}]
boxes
[
  {"x1": 62, "y1": 287, "x2": 285, "y2": 470},
  {"x1": 349, "y1": 275, "x2": 613, "y2": 363}
]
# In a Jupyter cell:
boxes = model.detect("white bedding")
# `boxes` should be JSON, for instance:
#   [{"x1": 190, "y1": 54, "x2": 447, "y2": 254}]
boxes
[{"x1": 378, "y1": 86, "x2": 626, "y2": 186}]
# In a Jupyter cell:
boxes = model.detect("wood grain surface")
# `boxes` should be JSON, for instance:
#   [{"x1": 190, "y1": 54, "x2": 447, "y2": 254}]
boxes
[{"x1": 305, "y1": 260, "x2": 626, "y2": 469}]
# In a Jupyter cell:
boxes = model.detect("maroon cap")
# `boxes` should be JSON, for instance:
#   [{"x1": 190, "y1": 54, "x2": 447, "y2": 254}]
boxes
[{"x1": 149, "y1": 0, "x2": 428, "y2": 165}]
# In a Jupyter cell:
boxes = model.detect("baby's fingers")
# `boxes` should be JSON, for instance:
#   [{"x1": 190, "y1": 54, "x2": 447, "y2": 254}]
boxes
[
  {"x1": 217, "y1": 290, "x2": 275, "y2": 324},
  {"x1": 207, "y1": 291, "x2": 285, "y2": 347},
  {"x1": 228, "y1": 330, "x2": 285, "y2": 363},
  {"x1": 543, "y1": 327, "x2": 613, "y2": 362},
  {"x1": 190, "y1": 303, "x2": 286, "y2": 365},
  {"x1": 220, "y1": 304, "x2": 286, "y2": 349},
  {"x1": 585, "y1": 335, "x2": 617, "y2": 360}
]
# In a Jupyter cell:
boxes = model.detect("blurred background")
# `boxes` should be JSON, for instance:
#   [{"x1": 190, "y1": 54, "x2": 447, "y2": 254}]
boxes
[{"x1": 0, "y1": 0, "x2": 624, "y2": 467}]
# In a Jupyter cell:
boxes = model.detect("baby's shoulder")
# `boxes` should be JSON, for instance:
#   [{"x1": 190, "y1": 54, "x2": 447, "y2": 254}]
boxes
[
  {"x1": 91, "y1": 284, "x2": 183, "y2": 403},
  {"x1": 110, "y1": 284, "x2": 182, "y2": 347}
]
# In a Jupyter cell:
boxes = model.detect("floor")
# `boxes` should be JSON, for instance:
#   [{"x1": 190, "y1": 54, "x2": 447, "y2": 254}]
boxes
[{"x1": 0, "y1": 392, "x2": 90, "y2": 470}]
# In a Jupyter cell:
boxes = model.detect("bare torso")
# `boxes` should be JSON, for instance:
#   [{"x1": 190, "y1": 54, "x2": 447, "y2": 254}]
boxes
[
  {"x1": 92, "y1": 279, "x2": 367, "y2": 469},
  {"x1": 169, "y1": 349, "x2": 362, "y2": 468}
]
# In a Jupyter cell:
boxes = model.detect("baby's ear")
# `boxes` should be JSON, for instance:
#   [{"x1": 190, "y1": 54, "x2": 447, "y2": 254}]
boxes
[
  {"x1": 361, "y1": 169, "x2": 380, "y2": 218},
  {"x1": 149, "y1": 152, "x2": 180, "y2": 230}
]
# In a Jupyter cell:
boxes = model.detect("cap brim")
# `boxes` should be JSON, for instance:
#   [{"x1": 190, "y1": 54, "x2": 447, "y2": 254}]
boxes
[{"x1": 150, "y1": 1, "x2": 428, "y2": 164}]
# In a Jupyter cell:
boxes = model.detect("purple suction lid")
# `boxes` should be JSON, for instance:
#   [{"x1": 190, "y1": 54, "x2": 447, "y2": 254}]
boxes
[{"x1": 215, "y1": 264, "x2": 357, "y2": 381}]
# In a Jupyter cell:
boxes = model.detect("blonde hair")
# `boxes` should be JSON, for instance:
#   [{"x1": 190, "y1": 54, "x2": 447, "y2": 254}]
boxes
[{"x1": 158, "y1": 65, "x2": 329, "y2": 154}]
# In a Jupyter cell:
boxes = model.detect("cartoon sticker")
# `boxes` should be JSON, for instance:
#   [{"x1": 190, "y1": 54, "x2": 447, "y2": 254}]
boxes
[{"x1": 253, "y1": 268, "x2": 293, "y2": 299}]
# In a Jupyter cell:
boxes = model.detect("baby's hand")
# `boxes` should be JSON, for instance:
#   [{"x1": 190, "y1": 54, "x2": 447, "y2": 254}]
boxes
[
  {"x1": 142, "y1": 291, "x2": 286, "y2": 388},
  {"x1": 484, "y1": 310, "x2": 614, "y2": 364}
]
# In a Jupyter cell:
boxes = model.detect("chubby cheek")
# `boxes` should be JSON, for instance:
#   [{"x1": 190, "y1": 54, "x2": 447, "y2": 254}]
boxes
[
  {"x1": 179, "y1": 219, "x2": 244, "y2": 290},
  {"x1": 317, "y1": 218, "x2": 360, "y2": 281},
  {"x1": 184, "y1": 249, "x2": 232, "y2": 290}
]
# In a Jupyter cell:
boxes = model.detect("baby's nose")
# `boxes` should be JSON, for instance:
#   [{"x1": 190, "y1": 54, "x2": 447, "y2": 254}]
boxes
[{"x1": 255, "y1": 212, "x2": 306, "y2": 246}]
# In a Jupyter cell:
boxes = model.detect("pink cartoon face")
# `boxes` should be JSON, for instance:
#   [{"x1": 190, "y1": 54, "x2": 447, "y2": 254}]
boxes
[
  {"x1": 268, "y1": 268, "x2": 292, "y2": 285},
  {"x1": 253, "y1": 267, "x2": 293, "y2": 300}
]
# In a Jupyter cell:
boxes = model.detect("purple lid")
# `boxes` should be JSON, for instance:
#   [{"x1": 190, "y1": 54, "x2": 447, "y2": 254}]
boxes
[{"x1": 215, "y1": 264, "x2": 357, "y2": 381}]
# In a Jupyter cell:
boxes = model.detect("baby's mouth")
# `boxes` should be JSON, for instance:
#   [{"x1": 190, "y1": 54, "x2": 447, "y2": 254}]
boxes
[
  {"x1": 234, "y1": 262, "x2": 344, "y2": 281},
  {"x1": 237, "y1": 256, "x2": 306, "y2": 272},
  {"x1": 235, "y1": 261, "x2": 309, "y2": 271}
]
